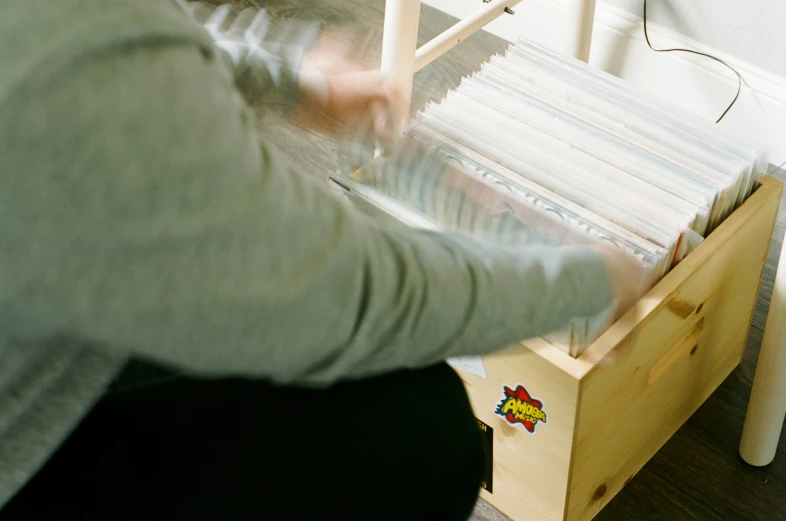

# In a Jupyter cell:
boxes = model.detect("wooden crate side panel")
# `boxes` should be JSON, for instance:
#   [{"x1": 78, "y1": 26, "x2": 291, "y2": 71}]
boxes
[
  {"x1": 566, "y1": 181, "x2": 781, "y2": 521},
  {"x1": 573, "y1": 178, "x2": 783, "y2": 372},
  {"x1": 570, "y1": 256, "x2": 765, "y2": 521},
  {"x1": 459, "y1": 346, "x2": 580, "y2": 521}
]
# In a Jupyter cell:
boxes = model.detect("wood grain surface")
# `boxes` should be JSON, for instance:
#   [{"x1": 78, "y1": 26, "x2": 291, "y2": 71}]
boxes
[{"x1": 223, "y1": 1, "x2": 786, "y2": 519}]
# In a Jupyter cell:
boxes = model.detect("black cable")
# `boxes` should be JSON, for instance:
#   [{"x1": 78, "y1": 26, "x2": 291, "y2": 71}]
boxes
[
  {"x1": 642, "y1": 0, "x2": 745, "y2": 123},
  {"x1": 766, "y1": 158, "x2": 786, "y2": 177}
]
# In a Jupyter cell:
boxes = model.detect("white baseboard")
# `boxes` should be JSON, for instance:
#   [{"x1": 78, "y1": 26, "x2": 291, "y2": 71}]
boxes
[{"x1": 421, "y1": 0, "x2": 786, "y2": 167}]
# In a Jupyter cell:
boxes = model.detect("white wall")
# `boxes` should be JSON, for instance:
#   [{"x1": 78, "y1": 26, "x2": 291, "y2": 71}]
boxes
[
  {"x1": 420, "y1": 0, "x2": 786, "y2": 166},
  {"x1": 606, "y1": 0, "x2": 786, "y2": 77}
]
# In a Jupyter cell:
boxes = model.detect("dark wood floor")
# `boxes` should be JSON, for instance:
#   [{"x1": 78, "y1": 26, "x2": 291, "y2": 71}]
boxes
[{"x1": 230, "y1": 1, "x2": 786, "y2": 519}]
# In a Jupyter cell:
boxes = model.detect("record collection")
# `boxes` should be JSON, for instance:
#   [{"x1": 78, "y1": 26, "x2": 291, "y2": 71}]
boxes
[{"x1": 334, "y1": 37, "x2": 769, "y2": 357}]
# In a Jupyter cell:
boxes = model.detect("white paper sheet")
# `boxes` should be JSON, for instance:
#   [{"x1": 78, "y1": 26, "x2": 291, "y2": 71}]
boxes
[{"x1": 447, "y1": 356, "x2": 487, "y2": 379}]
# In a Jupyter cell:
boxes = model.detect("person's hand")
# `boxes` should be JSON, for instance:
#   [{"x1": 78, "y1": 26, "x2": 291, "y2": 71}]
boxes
[
  {"x1": 294, "y1": 35, "x2": 406, "y2": 152},
  {"x1": 591, "y1": 243, "x2": 643, "y2": 322}
]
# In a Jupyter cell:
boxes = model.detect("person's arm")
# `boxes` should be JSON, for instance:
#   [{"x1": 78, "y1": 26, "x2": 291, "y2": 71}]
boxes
[
  {"x1": 200, "y1": 5, "x2": 322, "y2": 106},
  {"x1": 8, "y1": 42, "x2": 615, "y2": 386}
]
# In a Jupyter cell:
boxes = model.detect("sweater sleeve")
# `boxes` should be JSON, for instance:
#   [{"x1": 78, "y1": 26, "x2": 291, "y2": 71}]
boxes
[
  {"x1": 6, "y1": 42, "x2": 614, "y2": 386},
  {"x1": 205, "y1": 8, "x2": 322, "y2": 105}
]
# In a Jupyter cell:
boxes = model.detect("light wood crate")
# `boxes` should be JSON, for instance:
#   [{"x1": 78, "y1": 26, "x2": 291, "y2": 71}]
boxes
[
  {"x1": 462, "y1": 176, "x2": 783, "y2": 521},
  {"x1": 329, "y1": 174, "x2": 783, "y2": 521}
]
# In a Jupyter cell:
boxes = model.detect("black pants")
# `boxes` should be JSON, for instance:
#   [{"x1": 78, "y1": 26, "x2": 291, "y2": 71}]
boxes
[{"x1": 2, "y1": 361, "x2": 484, "y2": 521}]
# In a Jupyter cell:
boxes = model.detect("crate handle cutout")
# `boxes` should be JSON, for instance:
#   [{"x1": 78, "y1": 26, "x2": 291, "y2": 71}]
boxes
[{"x1": 648, "y1": 317, "x2": 706, "y2": 386}]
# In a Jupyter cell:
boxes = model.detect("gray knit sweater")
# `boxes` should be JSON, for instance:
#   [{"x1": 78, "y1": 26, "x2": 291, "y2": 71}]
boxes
[{"x1": 0, "y1": 0, "x2": 613, "y2": 508}]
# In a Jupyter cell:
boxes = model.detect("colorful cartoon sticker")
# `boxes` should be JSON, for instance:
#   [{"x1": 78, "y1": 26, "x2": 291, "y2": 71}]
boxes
[{"x1": 494, "y1": 384, "x2": 547, "y2": 434}]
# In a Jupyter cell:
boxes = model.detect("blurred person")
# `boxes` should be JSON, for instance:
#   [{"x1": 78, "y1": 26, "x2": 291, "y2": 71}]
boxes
[{"x1": 0, "y1": 1, "x2": 637, "y2": 520}]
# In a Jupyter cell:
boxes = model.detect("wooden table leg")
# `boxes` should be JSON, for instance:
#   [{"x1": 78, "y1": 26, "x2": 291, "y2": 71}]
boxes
[
  {"x1": 564, "y1": 0, "x2": 597, "y2": 62},
  {"x1": 380, "y1": 0, "x2": 421, "y2": 121},
  {"x1": 740, "y1": 233, "x2": 786, "y2": 466}
]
